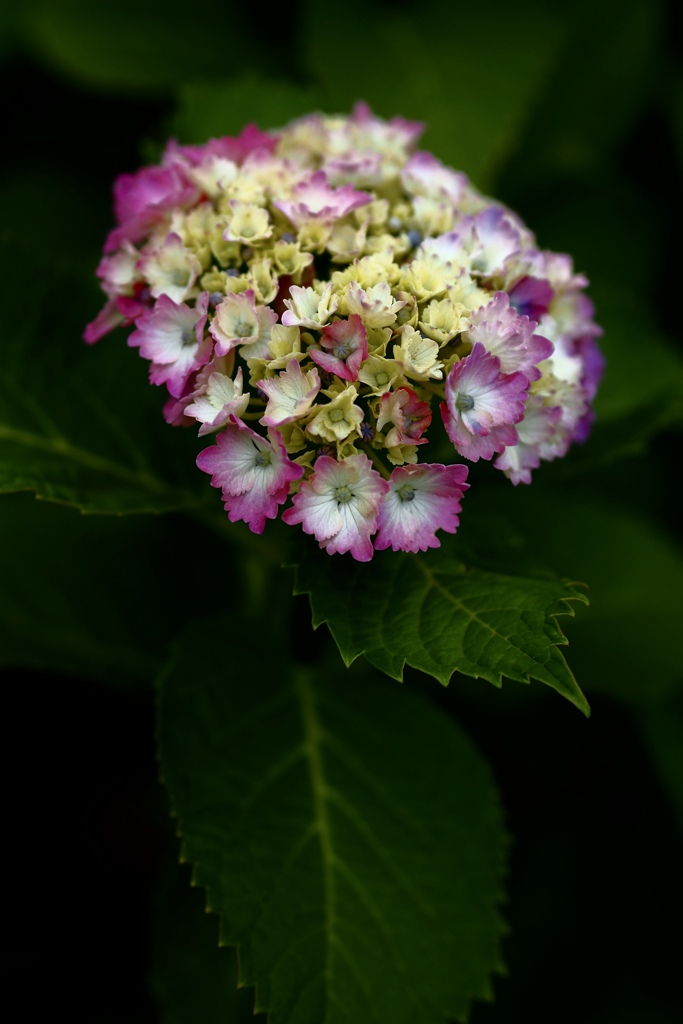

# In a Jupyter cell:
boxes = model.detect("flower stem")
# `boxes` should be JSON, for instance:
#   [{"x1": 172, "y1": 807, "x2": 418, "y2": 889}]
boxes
[
  {"x1": 421, "y1": 381, "x2": 446, "y2": 400},
  {"x1": 359, "y1": 441, "x2": 391, "y2": 480}
]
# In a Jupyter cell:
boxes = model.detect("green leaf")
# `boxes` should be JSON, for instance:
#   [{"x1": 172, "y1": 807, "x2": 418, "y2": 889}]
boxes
[
  {"x1": 0, "y1": 238, "x2": 206, "y2": 515},
  {"x1": 287, "y1": 534, "x2": 589, "y2": 715},
  {"x1": 150, "y1": 850, "x2": 262, "y2": 1024},
  {"x1": 158, "y1": 627, "x2": 508, "y2": 1024},
  {"x1": 301, "y1": 0, "x2": 567, "y2": 190}
]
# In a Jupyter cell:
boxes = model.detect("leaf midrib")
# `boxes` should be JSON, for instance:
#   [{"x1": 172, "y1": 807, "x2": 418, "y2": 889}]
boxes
[
  {"x1": 415, "y1": 557, "x2": 558, "y2": 673},
  {"x1": 0, "y1": 423, "x2": 175, "y2": 494},
  {"x1": 296, "y1": 672, "x2": 337, "y2": 995},
  {"x1": 293, "y1": 674, "x2": 434, "y2": 1024}
]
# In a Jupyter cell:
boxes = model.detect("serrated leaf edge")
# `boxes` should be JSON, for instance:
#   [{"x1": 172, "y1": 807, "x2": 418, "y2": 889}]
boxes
[
  {"x1": 155, "y1": 656, "x2": 510, "y2": 1023},
  {"x1": 288, "y1": 554, "x2": 591, "y2": 716}
]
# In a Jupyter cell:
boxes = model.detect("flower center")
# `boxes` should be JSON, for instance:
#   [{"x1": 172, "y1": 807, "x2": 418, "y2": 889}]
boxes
[
  {"x1": 254, "y1": 451, "x2": 272, "y2": 467},
  {"x1": 375, "y1": 372, "x2": 389, "y2": 386},
  {"x1": 181, "y1": 328, "x2": 195, "y2": 347},
  {"x1": 234, "y1": 321, "x2": 252, "y2": 338},
  {"x1": 328, "y1": 409, "x2": 346, "y2": 422},
  {"x1": 334, "y1": 484, "x2": 353, "y2": 504},
  {"x1": 455, "y1": 393, "x2": 475, "y2": 412},
  {"x1": 397, "y1": 484, "x2": 416, "y2": 503}
]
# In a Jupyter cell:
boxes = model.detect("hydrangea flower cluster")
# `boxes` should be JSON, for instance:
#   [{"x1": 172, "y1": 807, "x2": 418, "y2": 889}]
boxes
[{"x1": 86, "y1": 104, "x2": 603, "y2": 561}]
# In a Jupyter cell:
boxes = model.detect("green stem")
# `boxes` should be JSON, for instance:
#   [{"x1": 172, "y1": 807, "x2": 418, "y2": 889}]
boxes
[
  {"x1": 358, "y1": 441, "x2": 391, "y2": 480},
  {"x1": 420, "y1": 381, "x2": 446, "y2": 401}
]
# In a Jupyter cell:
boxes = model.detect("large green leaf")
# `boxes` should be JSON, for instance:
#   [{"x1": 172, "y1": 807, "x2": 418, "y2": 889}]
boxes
[
  {"x1": 150, "y1": 851, "x2": 262, "y2": 1023},
  {"x1": 0, "y1": 239, "x2": 206, "y2": 514},
  {"x1": 158, "y1": 627, "x2": 508, "y2": 1024},
  {"x1": 287, "y1": 535, "x2": 589, "y2": 714}
]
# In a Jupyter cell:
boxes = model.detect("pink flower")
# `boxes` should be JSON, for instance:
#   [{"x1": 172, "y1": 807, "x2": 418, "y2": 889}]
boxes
[
  {"x1": 375, "y1": 463, "x2": 469, "y2": 552},
  {"x1": 97, "y1": 243, "x2": 141, "y2": 298},
  {"x1": 450, "y1": 206, "x2": 523, "y2": 276},
  {"x1": 128, "y1": 293, "x2": 210, "y2": 398},
  {"x1": 116, "y1": 293, "x2": 150, "y2": 321},
  {"x1": 400, "y1": 151, "x2": 468, "y2": 203},
  {"x1": 274, "y1": 171, "x2": 372, "y2": 228},
  {"x1": 376, "y1": 387, "x2": 432, "y2": 448},
  {"x1": 322, "y1": 153, "x2": 384, "y2": 188},
  {"x1": 350, "y1": 102, "x2": 424, "y2": 153},
  {"x1": 282, "y1": 454, "x2": 389, "y2": 561},
  {"x1": 83, "y1": 299, "x2": 123, "y2": 344},
  {"x1": 161, "y1": 353, "x2": 235, "y2": 426},
  {"x1": 105, "y1": 161, "x2": 199, "y2": 252},
  {"x1": 308, "y1": 315, "x2": 368, "y2": 381},
  {"x1": 465, "y1": 292, "x2": 553, "y2": 382},
  {"x1": 507, "y1": 275, "x2": 554, "y2": 322},
  {"x1": 441, "y1": 343, "x2": 528, "y2": 461},
  {"x1": 185, "y1": 367, "x2": 250, "y2": 435},
  {"x1": 196, "y1": 418, "x2": 303, "y2": 533},
  {"x1": 494, "y1": 397, "x2": 562, "y2": 485},
  {"x1": 163, "y1": 124, "x2": 277, "y2": 168}
]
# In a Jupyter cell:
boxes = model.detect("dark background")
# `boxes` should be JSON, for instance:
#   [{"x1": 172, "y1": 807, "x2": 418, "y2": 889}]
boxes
[{"x1": 2, "y1": 1, "x2": 681, "y2": 1021}]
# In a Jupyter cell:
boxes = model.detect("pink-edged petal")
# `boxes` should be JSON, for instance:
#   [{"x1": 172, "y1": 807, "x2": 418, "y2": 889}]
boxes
[
  {"x1": 400, "y1": 151, "x2": 468, "y2": 203},
  {"x1": 350, "y1": 102, "x2": 424, "y2": 152},
  {"x1": 282, "y1": 454, "x2": 389, "y2": 561},
  {"x1": 274, "y1": 170, "x2": 372, "y2": 227},
  {"x1": 128, "y1": 293, "x2": 210, "y2": 398},
  {"x1": 197, "y1": 418, "x2": 302, "y2": 533},
  {"x1": 375, "y1": 463, "x2": 469, "y2": 553},
  {"x1": 494, "y1": 398, "x2": 562, "y2": 484},
  {"x1": 309, "y1": 314, "x2": 368, "y2": 381},
  {"x1": 164, "y1": 124, "x2": 277, "y2": 167},
  {"x1": 377, "y1": 387, "x2": 432, "y2": 447},
  {"x1": 106, "y1": 161, "x2": 199, "y2": 252},
  {"x1": 465, "y1": 292, "x2": 553, "y2": 382},
  {"x1": 83, "y1": 299, "x2": 123, "y2": 344},
  {"x1": 186, "y1": 367, "x2": 250, "y2": 434},
  {"x1": 448, "y1": 206, "x2": 523, "y2": 276},
  {"x1": 309, "y1": 348, "x2": 355, "y2": 381},
  {"x1": 508, "y1": 275, "x2": 554, "y2": 322},
  {"x1": 441, "y1": 343, "x2": 529, "y2": 461}
]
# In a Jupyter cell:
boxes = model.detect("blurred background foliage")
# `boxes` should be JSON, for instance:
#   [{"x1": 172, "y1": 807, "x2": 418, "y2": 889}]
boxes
[{"x1": 1, "y1": 0, "x2": 681, "y2": 1021}]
